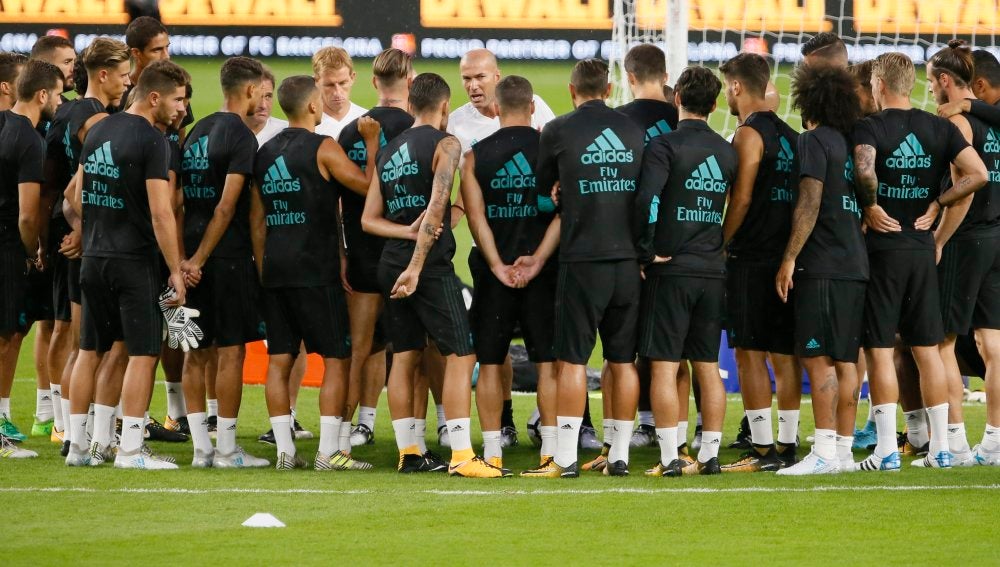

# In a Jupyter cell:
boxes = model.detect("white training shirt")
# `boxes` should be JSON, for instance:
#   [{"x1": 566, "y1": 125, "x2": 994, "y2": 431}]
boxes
[
  {"x1": 315, "y1": 102, "x2": 368, "y2": 141},
  {"x1": 254, "y1": 116, "x2": 288, "y2": 146},
  {"x1": 447, "y1": 94, "x2": 556, "y2": 153}
]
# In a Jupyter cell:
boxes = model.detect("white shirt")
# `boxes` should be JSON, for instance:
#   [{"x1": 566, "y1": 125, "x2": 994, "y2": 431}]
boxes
[
  {"x1": 315, "y1": 102, "x2": 367, "y2": 140},
  {"x1": 254, "y1": 116, "x2": 288, "y2": 146},
  {"x1": 447, "y1": 94, "x2": 556, "y2": 153}
]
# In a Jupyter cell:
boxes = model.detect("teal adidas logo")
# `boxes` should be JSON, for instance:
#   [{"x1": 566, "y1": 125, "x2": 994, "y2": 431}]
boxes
[
  {"x1": 644, "y1": 119, "x2": 672, "y2": 145},
  {"x1": 346, "y1": 131, "x2": 388, "y2": 162},
  {"x1": 844, "y1": 155, "x2": 855, "y2": 182},
  {"x1": 984, "y1": 128, "x2": 1000, "y2": 154},
  {"x1": 776, "y1": 136, "x2": 794, "y2": 172},
  {"x1": 83, "y1": 141, "x2": 120, "y2": 179},
  {"x1": 581, "y1": 128, "x2": 634, "y2": 165},
  {"x1": 806, "y1": 338, "x2": 821, "y2": 350},
  {"x1": 885, "y1": 133, "x2": 931, "y2": 169},
  {"x1": 491, "y1": 151, "x2": 536, "y2": 189},
  {"x1": 63, "y1": 127, "x2": 73, "y2": 162},
  {"x1": 380, "y1": 142, "x2": 419, "y2": 182},
  {"x1": 684, "y1": 155, "x2": 728, "y2": 193},
  {"x1": 183, "y1": 136, "x2": 209, "y2": 171},
  {"x1": 648, "y1": 195, "x2": 660, "y2": 224},
  {"x1": 260, "y1": 156, "x2": 301, "y2": 194}
]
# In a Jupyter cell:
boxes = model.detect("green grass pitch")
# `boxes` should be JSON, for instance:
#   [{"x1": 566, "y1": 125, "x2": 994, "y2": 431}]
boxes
[{"x1": 4, "y1": 58, "x2": 992, "y2": 565}]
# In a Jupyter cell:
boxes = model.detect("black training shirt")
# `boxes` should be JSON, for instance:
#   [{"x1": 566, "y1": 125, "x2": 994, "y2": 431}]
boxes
[
  {"x1": 951, "y1": 112, "x2": 1000, "y2": 240},
  {"x1": 0, "y1": 111, "x2": 46, "y2": 248},
  {"x1": 617, "y1": 99, "x2": 678, "y2": 146}
]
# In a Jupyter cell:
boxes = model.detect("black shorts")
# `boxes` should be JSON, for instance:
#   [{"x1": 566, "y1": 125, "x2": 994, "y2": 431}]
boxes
[
  {"x1": 469, "y1": 250, "x2": 556, "y2": 365},
  {"x1": 0, "y1": 245, "x2": 29, "y2": 334},
  {"x1": 725, "y1": 261, "x2": 794, "y2": 355},
  {"x1": 346, "y1": 243, "x2": 384, "y2": 295},
  {"x1": 939, "y1": 235, "x2": 1000, "y2": 335},
  {"x1": 378, "y1": 264, "x2": 474, "y2": 357},
  {"x1": 794, "y1": 278, "x2": 866, "y2": 362},
  {"x1": 262, "y1": 285, "x2": 351, "y2": 359},
  {"x1": 554, "y1": 260, "x2": 640, "y2": 365},
  {"x1": 67, "y1": 258, "x2": 81, "y2": 305},
  {"x1": 864, "y1": 248, "x2": 944, "y2": 348},
  {"x1": 47, "y1": 217, "x2": 72, "y2": 322},
  {"x1": 638, "y1": 272, "x2": 725, "y2": 362},
  {"x1": 79, "y1": 256, "x2": 163, "y2": 356},
  {"x1": 24, "y1": 267, "x2": 53, "y2": 323},
  {"x1": 186, "y1": 256, "x2": 262, "y2": 348}
]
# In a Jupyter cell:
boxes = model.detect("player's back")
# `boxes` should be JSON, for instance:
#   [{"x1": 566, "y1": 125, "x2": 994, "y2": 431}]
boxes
[
  {"x1": 617, "y1": 98, "x2": 678, "y2": 146},
  {"x1": 953, "y1": 112, "x2": 1000, "y2": 240},
  {"x1": 0, "y1": 111, "x2": 45, "y2": 247},
  {"x1": 537, "y1": 100, "x2": 644, "y2": 263}
]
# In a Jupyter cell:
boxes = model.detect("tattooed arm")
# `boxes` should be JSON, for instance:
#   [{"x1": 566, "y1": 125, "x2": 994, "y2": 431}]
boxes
[
  {"x1": 775, "y1": 176, "x2": 822, "y2": 303},
  {"x1": 853, "y1": 143, "x2": 900, "y2": 233}
]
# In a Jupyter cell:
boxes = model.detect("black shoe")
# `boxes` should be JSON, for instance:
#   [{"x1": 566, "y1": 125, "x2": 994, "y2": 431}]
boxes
[
  {"x1": 144, "y1": 416, "x2": 189, "y2": 442},
  {"x1": 560, "y1": 461, "x2": 580, "y2": 478},
  {"x1": 691, "y1": 425, "x2": 703, "y2": 452},
  {"x1": 661, "y1": 458, "x2": 684, "y2": 477},
  {"x1": 422, "y1": 450, "x2": 449, "y2": 472},
  {"x1": 728, "y1": 416, "x2": 752, "y2": 449},
  {"x1": 500, "y1": 425, "x2": 518, "y2": 448},
  {"x1": 60, "y1": 439, "x2": 70, "y2": 457},
  {"x1": 721, "y1": 444, "x2": 783, "y2": 473},
  {"x1": 605, "y1": 459, "x2": 630, "y2": 476},
  {"x1": 677, "y1": 443, "x2": 690, "y2": 457},
  {"x1": 175, "y1": 416, "x2": 191, "y2": 435},
  {"x1": 207, "y1": 415, "x2": 218, "y2": 434},
  {"x1": 398, "y1": 453, "x2": 428, "y2": 473},
  {"x1": 258, "y1": 428, "x2": 276, "y2": 445},
  {"x1": 292, "y1": 419, "x2": 314, "y2": 440},
  {"x1": 776, "y1": 441, "x2": 798, "y2": 467},
  {"x1": 699, "y1": 457, "x2": 722, "y2": 475}
]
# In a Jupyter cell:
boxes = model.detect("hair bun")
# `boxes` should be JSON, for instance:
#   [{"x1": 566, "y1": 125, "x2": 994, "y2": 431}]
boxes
[{"x1": 947, "y1": 39, "x2": 968, "y2": 50}]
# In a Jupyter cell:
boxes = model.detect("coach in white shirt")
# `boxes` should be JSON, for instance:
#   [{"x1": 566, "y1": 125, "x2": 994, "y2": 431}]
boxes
[
  {"x1": 249, "y1": 68, "x2": 288, "y2": 146},
  {"x1": 313, "y1": 46, "x2": 367, "y2": 140},
  {"x1": 448, "y1": 48, "x2": 556, "y2": 152}
]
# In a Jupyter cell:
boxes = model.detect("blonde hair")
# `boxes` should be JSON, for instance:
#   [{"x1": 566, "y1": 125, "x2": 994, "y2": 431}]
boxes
[
  {"x1": 312, "y1": 47, "x2": 353, "y2": 76},
  {"x1": 82, "y1": 38, "x2": 130, "y2": 73},
  {"x1": 873, "y1": 52, "x2": 915, "y2": 96},
  {"x1": 372, "y1": 48, "x2": 412, "y2": 87}
]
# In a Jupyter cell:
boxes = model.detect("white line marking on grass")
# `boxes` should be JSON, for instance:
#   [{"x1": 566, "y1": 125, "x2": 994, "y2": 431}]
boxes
[{"x1": 2, "y1": 484, "x2": 998, "y2": 496}]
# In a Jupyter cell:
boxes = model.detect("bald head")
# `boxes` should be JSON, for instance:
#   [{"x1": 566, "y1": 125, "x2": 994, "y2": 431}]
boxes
[{"x1": 460, "y1": 48, "x2": 501, "y2": 113}]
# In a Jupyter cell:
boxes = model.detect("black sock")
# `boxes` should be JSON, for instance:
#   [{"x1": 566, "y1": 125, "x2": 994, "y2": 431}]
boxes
[
  {"x1": 501, "y1": 399, "x2": 514, "y2": 428},
  {"x1": 581, "y1": 397, "x2": 594, "y2": 428}
]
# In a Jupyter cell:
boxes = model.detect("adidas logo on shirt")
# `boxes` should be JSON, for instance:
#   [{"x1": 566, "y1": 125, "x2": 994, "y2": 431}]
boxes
[
  {"x1": 347, "y1": 132, "x2": 388, "y2": 162},
  {"x1": 261, "y1": 156, "x2": 301, "y2": 194},
  {"x1": 581, "y1": 128, "x2": 634, "y2": 165},
  {"x1": 491, "y1": 151, "x2": 536, "y2": 189},
  {"x1": 984, "y1": 128, "x2": 1000, "y2": 154},
  {"x1": 684, "y1": 155, "x2": 728, "y2": 193},
  {"x1": 806, "y1": 338, "x2": 821, "y2": 350},
  {"x1": 776, "y1": 136, "x2": 794, "y2": 172},
  {"x1": 644, "y1": 119, "x2": 672, "y2": 145},
  {"x1": 62, "y1": 127, "x2": 73, "y2": 162},
  {"x1": 885, "y1": 133, "x2": 931, "y2": 169},
  {"x1": 183, "y1": 135, "x2": 210, "y2": 171},
  {"x1": 83, "y1": 141, "x2": 120, "y2": 179},
  {"x1": 380, "y1": 142, "x2": 419, "y2": 182}
]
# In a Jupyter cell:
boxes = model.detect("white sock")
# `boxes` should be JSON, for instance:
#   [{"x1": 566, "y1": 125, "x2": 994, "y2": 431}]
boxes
[
  {"x1": 435, "y1": 404, "x2": 446, "y2": 428},
  {"x1": 677, "y1": 420, "x2": 688, "y2": 447},
  {"x1": 657, "y1": 427, "x2": 678, "y2": 465},
  {"x1": 207, "y1": 398, "x2": 218, "y2": 418},
  {"x1": 608, "y1": 419, "x2": 633, "y2": 464},
  {"x1": 539, "y1": 425, "x2": 557, "y2": 457},
  {"x1": 92, "y1": 404, "x2": 115, "y2": 448},
  {"x1": 982, "y1": 423, "x2": 1000, "y2": 452},
  {"x1": 414, "y1": 418, "x2": 428, "y2": 453},
  {"x1": 120, "y1": 416, "x2": 144, "y2": 454},
  {"x1": 638, "y1": 410, "x2": 654, "y2": 427},
  {"x1": 36, "y1": 389, "x2": 53, "y2": 421},
  {"x1": 696, "y1": 412, "x2": 703, "y2": 427},
  {"x1": 60, "y1": 398, "x2": 72, "y2": 433},
  {"x1": 555, "y1": 416, "x2": 582, "y2": 468},
  {"x1": 865, "y1": 394, "x2": 874, "y2": 424},
  {"x1": 392, "y1": 417, "x2": 416, "y2": 451},
  {"x1": 270, "y1": 415, "x2": 294, "y2": 457},
  {"x1": 358, "y1": 406, "x2": 376, "y2": 430},
  {"x1": 85, "y1": 403, "x2": 95, "y2": 438},
  {"x1": 948, "y1": 422, "x2": 970, "y2": 454},
  {"x1": 69, "y1": 413, "x2": 88, "y2": 452},
  {"x1": 165, "y1": 382, "x2": 186, "y2": 419},
  {"x1": 925, "y1": 403, "x2": 949, "y2": 456},
  {"x1": 187, "y1": 412, "x2": 213, "y2": 454},
  {"x1": 836, "y1": 434, "x2": 854, "y2": 463},
  {"x1": 51, "y1": 385, "x2": 64, "y2": 431},
  {"x1": 777, "y1": 409, "x2": 799, "y2": 445},
  {"x1": 318, "y1": 415, "x2": 342, "y2": 456},
  {"x1": 813, "y1": 428, "x2": 837, "y2": 460},
  {"x1": 339, "y1": 421, "x2": 352, "y2": 453},
  {"x1": 446, "y1": 417, "x2": 472, "y2": 452},
  {"x1": 483, "y1": 430, "x2": 502, "y2": 460},
  {"x1": 904, "y1": 409, "x2": 929, "y2": 448},
  {"x1": 873, "y1": 403, "x2": 898, "y2": 457},
  {"x1": 216, "y1": 417, "x2": 237, "y2": 455},
  {"x1": 698, "y1": 431, "x2": 722, "y2": 462},
  {"x1": 746, "y1": 408, "x2": 774, "y2": 446},
  {"x1": 602, "y1": 419, "x2": 613, "y2": 446},
  {"x1": 114, "y1": 403, "x2": 122, "y2": 419},
  {"x1": 0, "y1": 397, "x2": 9, "y2": 419}
]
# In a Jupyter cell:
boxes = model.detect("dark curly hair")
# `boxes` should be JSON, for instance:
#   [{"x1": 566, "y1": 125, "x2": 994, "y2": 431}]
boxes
[{"x1": 791, "y1": 64, "x2": 861, "y2": 136}]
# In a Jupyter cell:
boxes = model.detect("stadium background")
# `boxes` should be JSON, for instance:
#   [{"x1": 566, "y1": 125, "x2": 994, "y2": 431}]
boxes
[{"x1": 1, "y1": 1, "x2": 998, "y2": 563}]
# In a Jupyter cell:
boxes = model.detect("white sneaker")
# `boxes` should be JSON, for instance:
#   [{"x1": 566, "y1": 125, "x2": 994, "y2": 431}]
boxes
[
  {"x1": 213, "y1": 445, "x2": 270, "y2": 468},
  {"x1": 88, "y1": 442, "x2": 115, "y2": 466},
  {"x1": 350, "y1": 424, "x2": 374, "y2": 447},
  {"x1": 114, "y1": 449, "x2": 179, "y2": 470},
  {"x1": 65, "y1": 444, "x2": 91, "y2": 466},
  {"x1": 276, "y1": 451, "x2": 307, "y2": 470},
  {"x1": 972, "y1": 444, "x2": 1000, "y2": 466},
  {"x1": 951, "y1": 447, "x2": 976, "y2": 467},
  {"x1": 1, "y1": 436, "x2": 37, "y2": 458},
  {"x1": 437, "y1": 425, "x2": 451, "y2": 448},
  {"x1": 911, "y1": 450, "x2": 952, "y2": 468},
  {"x1": 840, "y1": 456, "x2": 856, "y2": 472},
  {"x1": 191, "y1": 448, "x2": 214, "y2": 468},
  {"x1": 776, "y1": 450, "x2": 840, "y2": 476}
]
